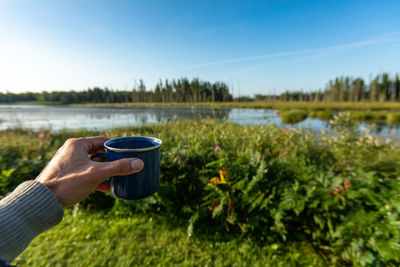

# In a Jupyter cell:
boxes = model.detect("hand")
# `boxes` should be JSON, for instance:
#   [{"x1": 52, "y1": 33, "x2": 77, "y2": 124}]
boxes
[{"x1": 36, "y1": 137, "x2": 144, "y2": 207}]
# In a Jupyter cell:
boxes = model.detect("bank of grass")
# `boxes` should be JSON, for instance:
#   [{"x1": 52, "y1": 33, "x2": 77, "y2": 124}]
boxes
[
  {"x1": 14, "y1": 210, "x2": 323, "y2": 266},
  {"x1": 278, "y1": 110, "x2": 400, "y2": 124},
  {"x1": 13, "y1": 100, "x2": 400, "y2": 124},
  {"x1": 386, "y1": 113, "x2": 400, "y2": 123},
  {"x1": 278, "y1": 109, "x2": 309, "y2": 123},
  {"x1": 309, "y1": 110, "x2": 333, "y2": 120},
  {"x1": 15, "y1": 101, "x2": 62, "y2": 106},
  {"x1": 2, "y1": 116, "x2": 400, "y2": 266},
  {"x1": 69, "y1": 101, "x2": 400, "y2": 111},
  {"x1": 69, "y1": 101, "x2": 400, "y2": 124}
]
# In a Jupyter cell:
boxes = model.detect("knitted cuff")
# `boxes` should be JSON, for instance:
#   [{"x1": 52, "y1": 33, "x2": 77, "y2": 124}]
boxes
[{"x1": 0, "y1": 180, "x2": 64, "y2": 263}]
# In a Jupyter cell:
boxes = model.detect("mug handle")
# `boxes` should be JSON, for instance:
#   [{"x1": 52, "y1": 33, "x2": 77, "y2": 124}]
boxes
[{"x1": 90, "y1": 153, "x2": 108, "y2": 160}]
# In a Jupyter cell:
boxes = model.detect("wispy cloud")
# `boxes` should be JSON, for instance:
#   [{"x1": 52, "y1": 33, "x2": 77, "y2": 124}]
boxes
[
  {"x1": 132, "y1": 32, "x2": 400, "y2": 80},
  {"x1": 183, "y1": 32, "x2": 400, "y2": 70}
]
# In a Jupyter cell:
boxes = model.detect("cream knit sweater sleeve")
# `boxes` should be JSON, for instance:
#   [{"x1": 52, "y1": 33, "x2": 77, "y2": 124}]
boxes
[{"x1": 0, "y1": 180, "x2": 64, "y2": 263}]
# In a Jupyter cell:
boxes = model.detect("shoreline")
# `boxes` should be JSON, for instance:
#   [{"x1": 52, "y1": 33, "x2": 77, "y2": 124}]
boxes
[{"x1": 3, "y1": 101, "x2": 400, "y2": 111}]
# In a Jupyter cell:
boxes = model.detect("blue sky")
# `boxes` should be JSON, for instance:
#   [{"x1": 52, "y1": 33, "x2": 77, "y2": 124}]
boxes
[{"x1": 0, "y1": 0, "x2": 399, "y2": 96}]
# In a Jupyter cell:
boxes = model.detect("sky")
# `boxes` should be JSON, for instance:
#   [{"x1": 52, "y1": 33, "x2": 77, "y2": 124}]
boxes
[{"x1": 0, "y1": 0, "x2": 399, "y2": 96}]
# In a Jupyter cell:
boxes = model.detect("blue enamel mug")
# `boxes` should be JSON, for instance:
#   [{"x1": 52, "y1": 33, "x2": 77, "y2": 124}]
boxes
[{"x1": 93, "y1": 136, "x2": 162, "y2": 200}]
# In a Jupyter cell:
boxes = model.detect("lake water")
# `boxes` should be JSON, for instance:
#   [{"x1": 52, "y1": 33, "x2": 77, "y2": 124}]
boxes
[{"x1": 1, "y1": 104, "x2": 400, "y2": 139}]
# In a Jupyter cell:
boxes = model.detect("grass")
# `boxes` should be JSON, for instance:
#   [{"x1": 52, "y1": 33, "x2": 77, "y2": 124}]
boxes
[
  {"x1": 12, "y1": 100, "x2": 400, "y2": 124},
  {"x1": 308, "y1": 110, "x2": 333, "y2": 120},
  {"x1": 276, "y1": 109, "x2": 400, "y2": 124},
  {"x1": 278, "y1": 109, "x2": 309, "y2": 123},
  {"x1": 68, "y1": 101, "x2": 400, "y2": 111},
  {"x1": 2, "y1": 116, "x2": 400, "y2": 266},
  {"x1": 15, "y1": 101, "x2": 63, "y2": 106},
  {"x1": 69, "y1": 101, "x2": 400, "y2": 124},
  {"x1": 14, "y1": 209, "x2": 323, "y2": 267},
  {"x1": 387, "y1": 113, "x2": 400, "y2": 123}
]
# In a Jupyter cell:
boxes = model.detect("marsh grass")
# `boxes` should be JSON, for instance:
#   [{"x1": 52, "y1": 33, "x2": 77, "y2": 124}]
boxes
[
  {"x1": 348, "y1": 111, "x2": 400, "y2": 123},
  {"x1": 278, "y1": 109, "x2": 309, "y2": 123},
  {"x1": 70, "y1": 101, "x2": 400, "y2": 111},
  {"x1": 308, "y1": 110, "x2": 333, "y2": 120},
  {"x1": 387, "y1": 113, "x2": 400, "y2": 123},
  {"x1": 69, "y1": 101, "x2": 400, "y2": 125},
  {"x1": 277, "y1": 109, "x2": 400, "y2": 124}
]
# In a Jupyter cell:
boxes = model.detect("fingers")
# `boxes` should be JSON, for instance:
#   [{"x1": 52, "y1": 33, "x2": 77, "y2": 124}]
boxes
[
  {"x1": 93, "y1": 148, "x2": 106, "y2": 154},
  {"x1": 97, "y1": 158, "x2": 144, "y2": 181},
  {"x1": 76, "y1": 136, "x2": 109, "y2": 154},
  {"x1": 91, "y1": 156, "x2": 107, "y2": 162}
]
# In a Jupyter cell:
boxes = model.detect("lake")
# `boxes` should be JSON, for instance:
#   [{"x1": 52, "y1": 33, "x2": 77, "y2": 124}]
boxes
[{"x1": 1, "y1": 104, "x2": 400, "y2": 139}]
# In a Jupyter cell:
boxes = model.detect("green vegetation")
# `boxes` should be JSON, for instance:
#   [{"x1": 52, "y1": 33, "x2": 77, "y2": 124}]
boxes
[
  {"x1": 387, "y1": 113, "x2": 400, "y2": 123},
  {"x1": 273, "y1": 73, "x2": 400, "y2": 102},
  {"x1": 1, "y1": 114, "x2": 400, "y2": 265},
  {"x1": 309, "y1": 110, "x2": 333, "y2": 120},
  {"x1": 0, "y1": 78, "x2": 232, "y2": 104},
  {"x1": 71, "y1": 100, "x2": 400, "y2": 111},
  {"x1": 71, "y1": 102, "x2": 400, "y2": 124},
  {"x1": 15, "y1": 210, "x2": 323, "y2": 266},
  {"x1": 1, "y1": 72, "x2": 399, "y2": 104},
  {"x1": 278, "y1": 109, "x2": 309, "y2": 123}
]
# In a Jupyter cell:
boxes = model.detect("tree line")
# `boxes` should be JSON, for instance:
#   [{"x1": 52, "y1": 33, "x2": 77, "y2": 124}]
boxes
[
  {"x1": 1, "y1": 73, "x2": 399, "y2": 104},
  {"x1": 0, "y1": 78, "x2": 232, "y2": 104},
  {"x1": 255, "y1": 73, "x2": 400, "y2": 102}
]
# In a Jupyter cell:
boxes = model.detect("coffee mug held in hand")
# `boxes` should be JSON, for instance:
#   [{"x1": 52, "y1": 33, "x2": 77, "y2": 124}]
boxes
[{"x1": 92, "y1": 136, "x2": 162, "y2": 200}]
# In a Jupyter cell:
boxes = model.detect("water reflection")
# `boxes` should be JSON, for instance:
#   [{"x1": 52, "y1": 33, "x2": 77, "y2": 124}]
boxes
[{"x1": 0, "y1": 104, "x2": 400, "y2": 140}]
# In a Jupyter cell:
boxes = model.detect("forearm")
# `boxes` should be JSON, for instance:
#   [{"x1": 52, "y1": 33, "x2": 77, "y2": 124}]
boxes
[{"x1": 0, "y1": 181, "x2": 64, "y2": 263}]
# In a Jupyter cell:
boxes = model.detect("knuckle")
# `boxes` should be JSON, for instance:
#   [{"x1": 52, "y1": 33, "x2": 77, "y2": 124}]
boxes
[
  {"x1": 113, "y1": 160, "x2": 131, "y2": 174},
  {"x1": 65, "y1": 138, "x2": 78, "y2": 145},
  {"x1": 86, "y1": 165, "x2": 97, "y2": 174},
  {"x1": 114, "y1": 161, "x2": 124, "y2": 174},
  {"x1": 65, "y1": 137, "x2": 88, "y2": 148}
]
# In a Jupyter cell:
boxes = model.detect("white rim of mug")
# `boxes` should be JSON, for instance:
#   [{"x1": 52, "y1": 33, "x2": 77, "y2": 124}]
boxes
[{"x1": 104, "y1": 136, "x2": 163, "y2": 152}]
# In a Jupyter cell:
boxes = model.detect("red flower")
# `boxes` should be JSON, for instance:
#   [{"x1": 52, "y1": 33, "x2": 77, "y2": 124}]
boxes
[
  {"x1": 343, "y1": 180, "x2": 351, "y2": 190},
  {"x1": 329, "y1": 180, "x2": 351, "y2": 195}
]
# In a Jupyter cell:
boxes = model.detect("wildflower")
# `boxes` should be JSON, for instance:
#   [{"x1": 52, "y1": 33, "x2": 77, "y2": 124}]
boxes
[
  {"x1": 207, "y1": 169, "x2": 228, "y2": 186},
  {"x1": 38, "y1": 132, "x2": 45, "y2": 139},
  {"x1": 330, "y1": 188, "x2": 342, "y2": 195},
  {"x1": 219, "y1": 170, "x2": 227, "y2": 183},
  {"x1": 329, "y1": 180, "x2": 351, "y2": 195},
  {"x1": 27, "y1": 131, "x2": 32, "y2": 136},
  {"x1": 209, "y1": 177, "x2": 220, "y2": 184},
  {"x1": 214, "y1": 145, "x2": 221, "y2": 152},
  {"x1": 49, "y1": 130, "x2": 55, "y2": 135}
]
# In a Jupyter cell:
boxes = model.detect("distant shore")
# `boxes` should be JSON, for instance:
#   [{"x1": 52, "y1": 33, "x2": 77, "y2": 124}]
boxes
[
  {"x1": 7, "y1": 100, "x2": 400, "y2": 111},
  {"x1": 66, "y1": 101, "x2": 400, "y2": 111}
]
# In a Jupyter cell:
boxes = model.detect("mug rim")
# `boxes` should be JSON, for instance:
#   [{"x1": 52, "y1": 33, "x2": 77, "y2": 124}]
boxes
[{"x1": 104, "y1": 136, "x2": 162, "y2": 152}]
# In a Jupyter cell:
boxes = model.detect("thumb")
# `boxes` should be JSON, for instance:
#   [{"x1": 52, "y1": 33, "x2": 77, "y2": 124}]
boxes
[{"x1": 99, "y1": 158, "x2": 144, "y2": 179}]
